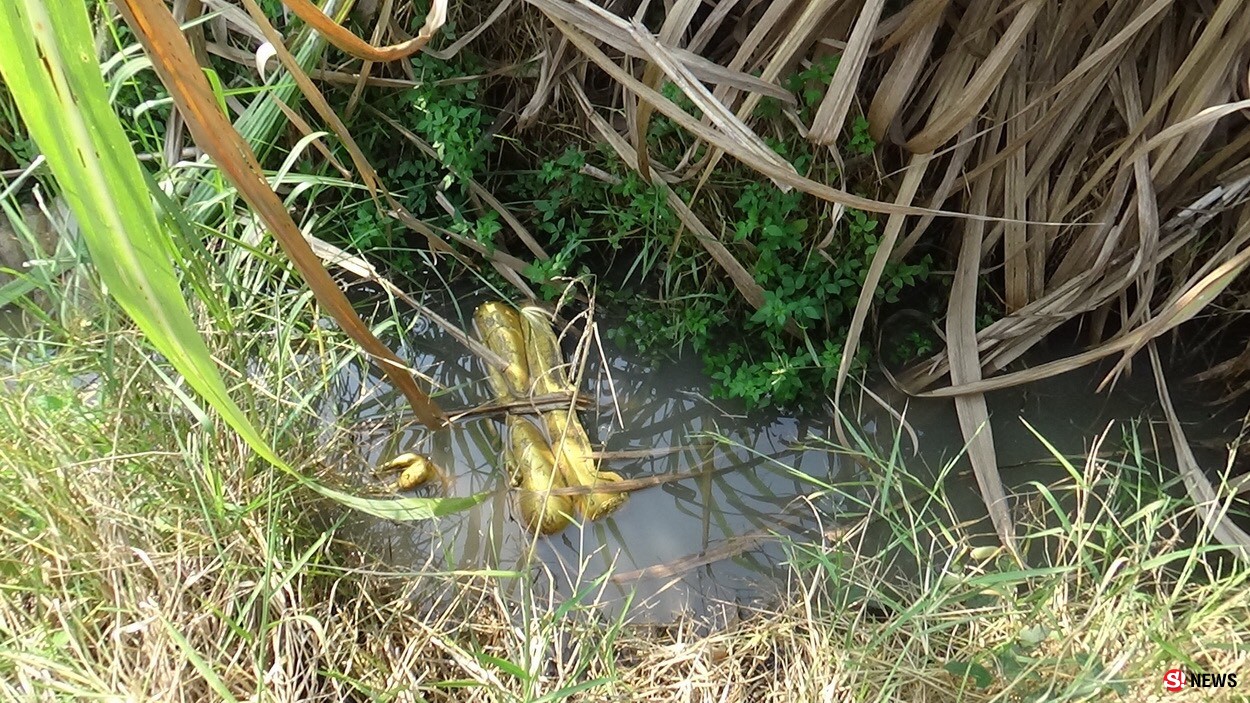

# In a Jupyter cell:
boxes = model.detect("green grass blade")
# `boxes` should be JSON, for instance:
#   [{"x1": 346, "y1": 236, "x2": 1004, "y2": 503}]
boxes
[{"x1": 0, "y1": 0, "x2": 463, "y2": 521}]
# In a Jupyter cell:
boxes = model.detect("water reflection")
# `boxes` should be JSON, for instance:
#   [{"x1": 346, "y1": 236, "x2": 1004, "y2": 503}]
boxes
[{"x1": 325, "y1": 290, "x2": 1240, "y2": 623}]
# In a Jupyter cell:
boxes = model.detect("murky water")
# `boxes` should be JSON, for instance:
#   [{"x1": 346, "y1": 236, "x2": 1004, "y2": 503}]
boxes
[{"x1": 326, "y1": 288, "x2": 1242, "y2": 623}]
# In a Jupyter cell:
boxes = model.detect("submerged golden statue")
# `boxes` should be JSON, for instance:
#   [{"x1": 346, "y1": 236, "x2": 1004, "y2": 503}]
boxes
[
  {"x1": 377, "y1": 452, "x2": 441, "y2": 491},
  {"x1": 474, "y1": 301, "x2": 628, "y2": 535}
]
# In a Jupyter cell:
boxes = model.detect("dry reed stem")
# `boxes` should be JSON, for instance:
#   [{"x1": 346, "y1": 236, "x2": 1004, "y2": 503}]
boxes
[{"x1": 493, "y1": 0, "x2": 1250, "y2": 550}]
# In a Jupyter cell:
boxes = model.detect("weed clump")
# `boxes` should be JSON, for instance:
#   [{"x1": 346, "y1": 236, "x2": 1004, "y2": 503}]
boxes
[
  {"x1": 318, "y1": 32, "x2": 934, "y2": 409},
  {"x1": 494, "y1": 72, "x2": 932, "y2": 408}
]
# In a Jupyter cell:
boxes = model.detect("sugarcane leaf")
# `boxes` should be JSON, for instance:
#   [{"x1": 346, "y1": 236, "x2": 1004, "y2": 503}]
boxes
[{"x1": 0, "y1": 0, "x2": 457, "y2": 520}]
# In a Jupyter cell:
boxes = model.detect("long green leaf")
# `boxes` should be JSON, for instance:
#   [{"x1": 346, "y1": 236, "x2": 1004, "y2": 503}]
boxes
[
  {"x1": 0, "y1": 0, "x2": 466, "y2": 521},
  {"x1": 114, "y1": 0, "x2": 447, "y2": 429}
]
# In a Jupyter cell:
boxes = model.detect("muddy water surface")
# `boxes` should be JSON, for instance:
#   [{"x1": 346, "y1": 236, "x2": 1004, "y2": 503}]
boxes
[{"x1": 327, "y1": 290, "x2": 1238, "y2": 622}]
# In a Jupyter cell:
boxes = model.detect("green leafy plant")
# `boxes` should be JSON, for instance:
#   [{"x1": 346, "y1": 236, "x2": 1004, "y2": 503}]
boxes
[
  {"x1": 787, "y1": 54, "x2": 841, "y2": 121},
  {"x1": 890, "y1": 329, "x2": 936, "y2": 365},
  {"x1": 710, "y1": 179, "x2": 930, "y2": 407},
  {"x1": 848, "y1": 115, "x2": 876, "y2": 156},
  {"x1": 327, "y1": 50, "x2": 497, "y2": 262},
  {"x1": 330, "y1": 46, "x2": 925, "y2": 409},
  {"x1": 510, "y1": 145, "x2": 680, "y2": 298},
  {"x1": 607, "y1": 295, "x2": 729, "y2": 357},
  {"x1": 491, "y1": 64, "x2": 931, "y2": 409}
]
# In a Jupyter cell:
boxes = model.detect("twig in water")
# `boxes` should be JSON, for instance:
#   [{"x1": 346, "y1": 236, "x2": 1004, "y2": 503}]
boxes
[
  {"x1": 447, "y1": 392, "x2": 593, "y2": 422},
  {"x1": 610, "y1": 517, "x2": 865, "y2": 583},
  {"x1": 303, "y1": 232, "x2": 507, "y2": 370}
]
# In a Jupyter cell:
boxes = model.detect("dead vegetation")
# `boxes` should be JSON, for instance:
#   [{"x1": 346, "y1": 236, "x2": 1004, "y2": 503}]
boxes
[
  {"x1": 283, "y1": 0, "x2": 1250, "y2": 553},
  {"x1": 5, "y1": 0, "x2": 1250, "y2": 699},
  {"x1": 502, "y1": 0, "x2": 1250, "y2": 555},
  {"x1": 3, "y1": 331, "x2": 1247, "y2": 701},
  {"x1": 84, "y1": 0, "x2": 1250, "y2": 548}
]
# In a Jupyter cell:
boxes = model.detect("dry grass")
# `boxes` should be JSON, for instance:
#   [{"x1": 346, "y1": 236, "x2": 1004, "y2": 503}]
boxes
[
  {"x1": 2, "y1": 289, "x2": 1249, "y2": 700},
  {"x1": 198, "y1": 0, "x2": 1242, "y2": 548},
  {"x1": 4, "y1": 1, "x2": 1250, "y2": 700},
  {"x1": 147, "y1": 0, "x2": 1250, "y2": 544},
  {"x1": 10, "y1": 0, "x2": 1250, "y2": 545}
]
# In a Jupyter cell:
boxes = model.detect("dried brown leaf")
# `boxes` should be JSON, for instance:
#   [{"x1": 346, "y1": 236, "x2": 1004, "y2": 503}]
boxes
[
  {"x1": 278, "y1": 0, "x2": 444, "y2": 61},
  {"x1": 115, "y1": 0, "x2": 447, "y2": 428}
]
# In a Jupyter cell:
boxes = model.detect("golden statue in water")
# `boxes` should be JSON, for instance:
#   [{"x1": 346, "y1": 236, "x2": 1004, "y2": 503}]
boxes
[{"x1": 474, "y1": 301, "x2": 628, "y2": 535}]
